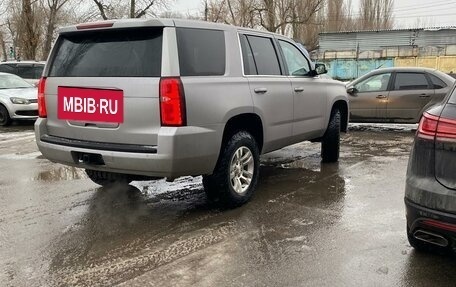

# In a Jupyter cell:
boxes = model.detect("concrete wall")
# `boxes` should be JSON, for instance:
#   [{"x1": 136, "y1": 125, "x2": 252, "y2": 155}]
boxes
[
  {"x1": 318, "y1": 29, "x2": 456, "y2": 80},
  {"x1": 322, "y1": 58, "x2": 394, "y2": 80},
  {"x1": 395, "y1": 56, "x2": 456, "y2": 73},
  {"x1": 320, "y1": 56, "x2": 456, "y2": 80}
]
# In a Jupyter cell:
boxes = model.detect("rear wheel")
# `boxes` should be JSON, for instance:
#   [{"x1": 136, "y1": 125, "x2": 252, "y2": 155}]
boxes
[
  {"x1": 0, "y1": 105, "x2": 12, "y2": 126},
  {"x1": 321, "y1": 109, "x2": 340, "y2": 163},
  {"x1": 85, "y1": 169, "x2": 132, "y2": 187},
  {"x1": 203, "y1": 131, "x2": 260, "y2": 208}
]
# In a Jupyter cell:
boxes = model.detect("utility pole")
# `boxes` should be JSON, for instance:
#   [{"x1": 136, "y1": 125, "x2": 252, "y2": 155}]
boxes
[{"x1": 204, "y1": 0, "x2": 208, "y2": 21}]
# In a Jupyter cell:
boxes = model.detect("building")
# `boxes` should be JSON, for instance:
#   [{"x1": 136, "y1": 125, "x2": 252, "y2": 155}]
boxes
[{"x1": 317, "y1": 27, "x2": 456, "y2": 80}]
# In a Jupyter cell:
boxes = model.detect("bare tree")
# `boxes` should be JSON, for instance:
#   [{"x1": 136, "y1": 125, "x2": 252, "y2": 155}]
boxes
[
  {"x1": 92, "y1": 0, "x2": 171, "y2": 20},
  {"x1": 0, "y1": 30, "x2": 7, "y2": 61},
  {"x1": 227, "y1": 0, "x2": 257, "y2": 27},
  {"x1": 17, "y1": 0, "x2": 42, "y2": 60},
  {"x1": 41, "y1": 0, "x2": 72, "y2": 60},
  {"x1": 256, "y1": 0, "x2": 325, "y2": 34},
  {"x1": 5, "y1": 18, "x2": 18, "y2": 59},
  {"x1": 289, "y1": 0, "x2": 325, "y2": 50},
  {"x1": 359, "y1": 0, "x2": 393, "y2": 30},
  {"x1": 205, "y1": 0, "x2": 257, "y2": 27},
  {"x1": 326, "y1": 0, "x2": 345, "y2": 32}
]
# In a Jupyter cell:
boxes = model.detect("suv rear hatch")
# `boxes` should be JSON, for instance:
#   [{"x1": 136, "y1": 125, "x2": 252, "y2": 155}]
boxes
[{"x1": 43, "y1": 26, "x2": 163, "y2": 146}]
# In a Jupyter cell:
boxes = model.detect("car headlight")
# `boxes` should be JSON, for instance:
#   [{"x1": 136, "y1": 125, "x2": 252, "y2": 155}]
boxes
[{"x1": 10, "y1": 97, "x2": 30, "y2": 105}]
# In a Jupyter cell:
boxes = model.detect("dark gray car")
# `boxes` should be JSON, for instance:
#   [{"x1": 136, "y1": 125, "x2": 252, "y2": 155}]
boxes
[
  {"x1": 405, "y1": 83, "x2": 456, "y2": 252},
  {"x1": 347, "y1": 67, "x2": 455, "y2": 123}
]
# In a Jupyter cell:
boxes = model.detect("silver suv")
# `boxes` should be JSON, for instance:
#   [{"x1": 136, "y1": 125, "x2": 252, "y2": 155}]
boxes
[{"x1": 35, "y1": 19, "x2": 348, "y2": 207}]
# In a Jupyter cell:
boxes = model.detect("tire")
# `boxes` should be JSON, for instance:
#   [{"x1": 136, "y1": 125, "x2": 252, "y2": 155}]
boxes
[
  {"x1": 203, "y1": 131, "x2": 260, "y2": 208},
  {"x1": 321, "y1": 109, "x2": 340, "y2": 163},
  {"x1": 85, "y1": 169, "x2": 132, "y2": 187},
  {"x1": 0, "y1": 105, "x2": 12, "y2": 126}
]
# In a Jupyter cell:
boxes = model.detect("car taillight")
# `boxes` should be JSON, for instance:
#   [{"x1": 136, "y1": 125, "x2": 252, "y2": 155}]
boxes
[
  {"x1": 76, "y1": 22, "x2": 114, "y2": 30},
  {"x1": 417, "y1": 112, "x2": 456, "y2": 141},
  {"x1": 38, "y1": 77, "x2": 47, "y2": 118},
  {"x1": 159, "y1": 77, "x2": 186, "y2": 126},
  {"x1": 436, "y1": 116, "x2": 456, "y2": 141}
]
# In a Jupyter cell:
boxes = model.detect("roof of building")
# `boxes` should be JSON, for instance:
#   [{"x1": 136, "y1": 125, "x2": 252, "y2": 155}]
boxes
[{"x1": 320, "y1": 26, "x2": 456, "y2": 35}]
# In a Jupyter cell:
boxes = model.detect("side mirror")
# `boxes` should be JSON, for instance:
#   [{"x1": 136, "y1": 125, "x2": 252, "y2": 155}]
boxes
[
  {"x1": 315, "y1": 63, "x2": 328, "y2": 75},
  {"x1": 347, "y1": 86, "x2": 358, "y2": 95}
]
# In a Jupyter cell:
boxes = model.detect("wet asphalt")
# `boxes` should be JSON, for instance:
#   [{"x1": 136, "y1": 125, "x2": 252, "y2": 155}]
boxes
[{"x1": 0, "y1": 123, "x2": 455, "y2": 287}]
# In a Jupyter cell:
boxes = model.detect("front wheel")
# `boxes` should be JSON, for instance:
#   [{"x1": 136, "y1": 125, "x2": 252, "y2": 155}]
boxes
[
  {"x1": 203, "y1": 131, "x2": 260, "y2": 208},
  {"x1": 321, "y1": 109, "x2": 341, "y2": 163},
  {"x1": 0, "y1": 105, "x2": 12, "y2": 126},
  {"x1": 85, "y1": 169, "x2": 132, "y2": 187}
]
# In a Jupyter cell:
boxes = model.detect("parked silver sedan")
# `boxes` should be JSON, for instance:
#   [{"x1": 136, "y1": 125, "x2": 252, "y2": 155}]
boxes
[
  {"x1": 346, "y1": 67, "x2": 455, "y2": 123},
  {"x1": 0, "y1": 73, "x2": 38, "y2": 126}
]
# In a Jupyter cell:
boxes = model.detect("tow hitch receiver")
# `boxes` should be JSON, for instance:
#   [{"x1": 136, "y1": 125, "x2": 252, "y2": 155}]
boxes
[{"x1": 73, "y1": 152, "x2": 105, "y2": 165}]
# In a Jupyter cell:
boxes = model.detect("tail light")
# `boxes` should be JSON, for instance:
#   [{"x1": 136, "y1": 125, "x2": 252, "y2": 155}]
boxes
[
  {"x1": 422, "y1": 219, "x2": 456, "y2": 232},
  {"x1": 417, "y1": 112, "x2": 456, "y2": 141},
  {"x1": 38, "y1": 77, "x2": 47, "y2": 118},
  {"x1": 76, "y1": 22, "x2": 114, "y2": 30},
  {"x1": 159, "y1": 77, "x2": 186, "y2": 126}
]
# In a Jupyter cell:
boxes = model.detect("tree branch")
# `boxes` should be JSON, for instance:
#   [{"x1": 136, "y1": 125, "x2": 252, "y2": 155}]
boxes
[
  {"x1": 135, "y1": 0, "x2": 156, "y2": 18},
  {"x1": 93, "y1": 0, "x2": 108, "y2": 20}
]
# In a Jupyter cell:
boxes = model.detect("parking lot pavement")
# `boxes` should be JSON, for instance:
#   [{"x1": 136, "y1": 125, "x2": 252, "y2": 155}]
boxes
[{"x1": 1, "y1": 123, "x2": 455, "y2": 286}]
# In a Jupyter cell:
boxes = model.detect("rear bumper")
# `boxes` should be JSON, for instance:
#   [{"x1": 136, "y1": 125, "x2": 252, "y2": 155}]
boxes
[
  {"x1": 405, "y1": 198, "x2": 456, "y2": 247},
  {"x1": 34, "y1": 118, "x2": 222, "y2": 178}
]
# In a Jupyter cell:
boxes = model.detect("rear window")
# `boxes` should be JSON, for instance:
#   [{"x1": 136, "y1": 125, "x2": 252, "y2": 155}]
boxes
[
  {"x1": 176, "y1": 28, "x2": 225, "y2": 76},
  {"x1": 17, "y1": 65, "x2": 44, "y2": 79},
  {"x1": 393, "y1": 73, "x2": 430, "y2": 90},
  {"x1": 0, "y1": 64, "x2": 44, "y2": 79},
  {"x1": 0, "y1": 64, "x2": 16, "y2": 74},
  {"x1": 49, "y1": 28, "x2": 162, "y2": 77}
]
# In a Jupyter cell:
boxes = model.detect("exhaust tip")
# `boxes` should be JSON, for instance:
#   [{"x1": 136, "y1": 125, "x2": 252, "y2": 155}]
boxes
[{"x1": 413, "y1": 229, "x2": 449, "y2": 247}]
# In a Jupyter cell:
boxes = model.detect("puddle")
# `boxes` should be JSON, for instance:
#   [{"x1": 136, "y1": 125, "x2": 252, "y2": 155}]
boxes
[{"x1": 34, "y1": 166, "x2": 86, "y2": 181}]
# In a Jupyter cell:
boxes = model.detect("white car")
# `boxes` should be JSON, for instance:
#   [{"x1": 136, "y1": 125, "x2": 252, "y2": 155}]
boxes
[{"x1": 0, "y1": 73, "x2": 38, "y2": 126}]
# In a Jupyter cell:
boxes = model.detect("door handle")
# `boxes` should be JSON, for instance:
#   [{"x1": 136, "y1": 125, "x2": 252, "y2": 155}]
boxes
[
  {"x1": 376, "y1": 95, "x2": 387, "y2": 99},
  {"x1": 294, "y1": 87, "x2": 305, "y2": 93},
  {"x1": 254, "y1": 88, "x2": 268, "y2": 94},
  {"x1": 420, "y1": 94, "x2": 430, "y2": 98}
]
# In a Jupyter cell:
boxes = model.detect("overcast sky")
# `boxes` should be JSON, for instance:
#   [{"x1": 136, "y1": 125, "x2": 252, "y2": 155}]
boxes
[{"x1": 171, "y1": 0, "x2": 456, "y2": 28}]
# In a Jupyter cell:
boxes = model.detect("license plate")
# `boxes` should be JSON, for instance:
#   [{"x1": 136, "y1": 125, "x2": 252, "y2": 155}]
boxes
[{"x1": 58, "y1": 87, "x2": 124, "y2": 123}]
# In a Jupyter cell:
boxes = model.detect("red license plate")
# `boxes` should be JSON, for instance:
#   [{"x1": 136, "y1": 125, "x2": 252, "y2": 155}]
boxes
[{"x1": 58, "y1": 87, "x2": 124, "y2": 123}]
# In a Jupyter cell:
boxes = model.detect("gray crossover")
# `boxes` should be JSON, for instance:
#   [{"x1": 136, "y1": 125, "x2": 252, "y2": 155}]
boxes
[
  {"x1": 35, "y1": 19, "x2": 349, "y2": 207},
  {"x1": 347, "y1": 67, "x2": 455, "y2": 123}
]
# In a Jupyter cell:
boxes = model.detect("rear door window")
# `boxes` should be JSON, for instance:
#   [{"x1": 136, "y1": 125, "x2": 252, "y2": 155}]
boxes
[
  {"x1": 176, "y1": 28, "x2": 225, "y2": 76},
  {"x1": 245, "y1": 35, "x2": 281, "y2": 75},
  {"x1": 393, "y1": 73, "x2": 430, "y2": 90},
  {"x1": 0, "y1": 64, "x2": 17, "y2": 75},
  {"x1": 49, "y1": 28, "x2": 163, "y2": 77}
]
